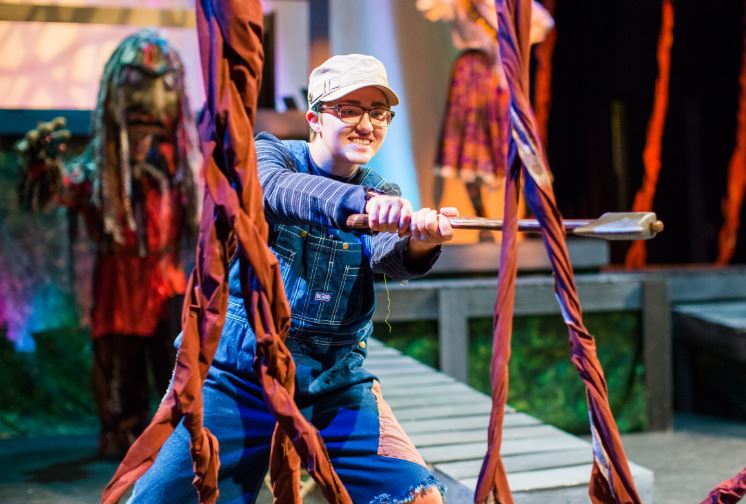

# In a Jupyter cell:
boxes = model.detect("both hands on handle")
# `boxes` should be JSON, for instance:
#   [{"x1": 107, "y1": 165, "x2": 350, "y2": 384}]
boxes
[{"x1": 363, "y1": 193, "x2": 459, "y2": 256}]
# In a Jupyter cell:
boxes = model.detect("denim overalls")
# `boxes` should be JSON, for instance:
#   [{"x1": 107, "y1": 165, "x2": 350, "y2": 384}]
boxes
[{"x1": 129, "y1": 141, "x2": 443, "y2": 503}]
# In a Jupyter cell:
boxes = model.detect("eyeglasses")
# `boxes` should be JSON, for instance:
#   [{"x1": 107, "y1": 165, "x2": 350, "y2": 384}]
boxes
[{"x1": 317, "y1": 104, "x2": 395, "y2": 128}]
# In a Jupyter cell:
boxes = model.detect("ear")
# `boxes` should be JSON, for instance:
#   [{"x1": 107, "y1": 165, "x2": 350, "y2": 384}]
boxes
[{"x1": 306, "y1": 110, "x2": 322, "y2": 134}]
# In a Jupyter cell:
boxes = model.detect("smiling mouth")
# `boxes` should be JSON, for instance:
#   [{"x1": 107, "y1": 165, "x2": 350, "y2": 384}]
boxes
[{"x1": 350, "y1": 138, "x2": 373, "y2": 146}]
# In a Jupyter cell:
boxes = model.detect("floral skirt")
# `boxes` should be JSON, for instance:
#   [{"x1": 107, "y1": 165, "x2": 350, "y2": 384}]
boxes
[{"x1": 435, "y1": 49, "x2": 509, "y2": 187}]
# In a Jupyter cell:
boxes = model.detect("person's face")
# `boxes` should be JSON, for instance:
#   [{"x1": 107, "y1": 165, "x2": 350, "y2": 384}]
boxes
[
  {"x1": 309, "y1": 87, "x2": 391, "y2": 168},
  {"x1": 110, "y1": 65, "x2": 180, "y2": 137}
]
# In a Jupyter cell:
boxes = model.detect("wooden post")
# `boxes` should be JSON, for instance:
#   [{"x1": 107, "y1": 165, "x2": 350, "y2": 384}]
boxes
[
  {"x1": 438, "y1": 288, "x2": 469, "y2": 383},
  {"x1": 642, "y1": 278, "x2": 673, "y2": 430}
]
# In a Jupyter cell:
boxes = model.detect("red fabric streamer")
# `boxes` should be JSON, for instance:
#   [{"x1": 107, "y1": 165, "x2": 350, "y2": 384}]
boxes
[
  {"x1": 475, "y1": 1, "x2": 643, "y2": 502},
  {"x1": 702, "y1": 466, "x2": 746, "y2": 504},
  {"x1": 625, "y1": 0, "x2": 674, "y2": 269},
  {"x1": 532, "y1": 0, "x2": 556, "y2": 148},
  {"x1": 716, "y1": 8, "x2": 746, "y2": 265},
  {"x1": 102, "y1": 0, "x2": 351, "y2": 502}
]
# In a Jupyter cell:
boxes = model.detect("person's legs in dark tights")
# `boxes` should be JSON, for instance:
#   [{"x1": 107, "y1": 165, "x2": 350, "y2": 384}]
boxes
[
  {"x1": 466, "y1": 179, "x2": 495, "y2": 242},
  {"x1": 92, "y1": 333, "x2": 149, "y2": 459},
  {"x1": 147, "y1": 296, "x2": 181, "y2": 398}
]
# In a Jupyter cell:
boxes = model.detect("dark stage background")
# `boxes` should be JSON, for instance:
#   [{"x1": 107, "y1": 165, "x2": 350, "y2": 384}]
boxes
[{"x1": 546, "y1": 0, "x2": 745, "y2": 264}]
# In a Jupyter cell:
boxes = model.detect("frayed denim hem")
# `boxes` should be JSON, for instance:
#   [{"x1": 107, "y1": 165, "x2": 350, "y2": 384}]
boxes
[{"x1": 369, "y1": 475, "x2": 447, "y2": 504}]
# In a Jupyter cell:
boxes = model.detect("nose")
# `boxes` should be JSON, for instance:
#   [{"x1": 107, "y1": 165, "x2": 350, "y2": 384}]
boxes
[
  {"x1": 150, "y1": 82, "x2": 167, "y2": 114},
  {"x1": 140, "y1": 79, "x2": 172, "y2": 119},
  {"x1": 356, "y1": 111, "x2": 374, "y2": 133}
]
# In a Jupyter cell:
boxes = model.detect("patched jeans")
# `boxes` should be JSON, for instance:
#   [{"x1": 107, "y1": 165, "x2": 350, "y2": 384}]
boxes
[{"x1": 129, "y1": 228, "x2": 443, "y2": 503}]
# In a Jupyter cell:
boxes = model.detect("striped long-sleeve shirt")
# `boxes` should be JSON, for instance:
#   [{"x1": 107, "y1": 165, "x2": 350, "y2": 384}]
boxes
[{"x1": 255, "y1": 132, "x2": 440, "y2": 280}]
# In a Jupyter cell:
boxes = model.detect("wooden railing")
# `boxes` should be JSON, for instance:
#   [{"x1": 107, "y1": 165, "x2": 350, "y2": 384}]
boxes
[{"x1": 372, "y1": 266, "x2": 746, "y2": 431}]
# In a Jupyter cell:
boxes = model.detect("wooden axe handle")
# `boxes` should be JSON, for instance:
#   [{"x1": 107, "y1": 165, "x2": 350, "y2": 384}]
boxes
[
  {"x1": 345, "y1": 214, "x2": 591, "y2": 232},
  {"x1": 345, "y1": 214, "x2": 665, "y2": 239}
]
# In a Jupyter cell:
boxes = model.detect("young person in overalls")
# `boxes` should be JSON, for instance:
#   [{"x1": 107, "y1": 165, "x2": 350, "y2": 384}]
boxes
[{"x1": 129, "y1": 54, "x2": 456, "y2": 504}]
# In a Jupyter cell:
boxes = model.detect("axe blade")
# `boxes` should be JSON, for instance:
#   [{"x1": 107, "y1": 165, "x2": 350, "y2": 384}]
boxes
[{"x1": 573, "y1": 212, "x2": 663, "y2": 240}]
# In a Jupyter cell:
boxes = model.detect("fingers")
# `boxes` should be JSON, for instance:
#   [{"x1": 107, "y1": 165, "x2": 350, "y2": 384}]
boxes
[
  {"x1": 410, "y1": 208, "x2": 454, "y2": 243},
  {"x1": 439, "y1": 206, "x2": 460, "y2": 218},
  {"x1": 364, "y1": 197, "x2": 459, "y2": 241},
  {"x1": 366, "y1": 195, "x2": 413, "y2": 234},
  {"x1": 438, "y1": 212, "x2": 455, "y2": 241},
  {"x1": 398, "y1": 200, "x2": 413, "y2": 237},
  {"x1": 410, "y1": 208, "x2": 434, "y2": 241}
]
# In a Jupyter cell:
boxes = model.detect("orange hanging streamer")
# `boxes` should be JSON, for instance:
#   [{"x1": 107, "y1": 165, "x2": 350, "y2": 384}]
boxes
[
  {"x1": 625, "y1": 0, "x2": 674, "y2": 269},
  {"x1": 532, "y1": 0, "x2": 557, "y2": 148},
  {"x1": 716, "y1": 14, "x2": 746, "y2": 265}
]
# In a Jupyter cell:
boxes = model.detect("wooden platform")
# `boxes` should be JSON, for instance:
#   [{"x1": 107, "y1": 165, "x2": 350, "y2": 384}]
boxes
[
  {"x1": 673, "y1": 300, "x2": 746, "y2": 413},
  {"x1": 365, "y1": 338, "x2": 654, "y2": 503},
  {"x1": 674, "y1": 301, "x2": 746, "y2": 360}
]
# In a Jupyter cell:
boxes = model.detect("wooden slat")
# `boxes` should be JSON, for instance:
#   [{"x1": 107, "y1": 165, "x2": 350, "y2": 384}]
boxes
[
  {"x1": 385, "y1": 391, "x2": 488, "y2": 409},
  {"x1": 674, "y1": 300, "x2": 746, "y2": 329},
  {"x1": 375, "y1": 374, "x2": 455, "y2": 387},
  {"x1": 365, "y1": 356, "x2": 428, "y2": 368},
  {"x1": 666, "y1": 268, "x2": 746, "y2": 303},
  {"x1": 462, "y1": 464, "x2": 593, "y2": 492},
  {"x1": 409, "y1": 424, "x2": 562, "y2": 448},
  {"x1": 373, "y1": 367, "x2": 439, "y2": 378},
  {"x1": 400, "y1": 412, "x2": 540, "y2": 434},
  {"x1": 385, "y1": 392, "x2": 516, "y2": 414},
  {"x1": 431, "y1": 239, "x2": 611, "y2": 272},
  {"x1": 375, "y1": 382, "x2": 483, "y2": 398},
  {"x1": 392, "y1": 402, "x2": 492, "y2": 421},
  {"x1": 436, "y1": 448, "x2": 592, "y2": 479},
  {"x1": 418, "y1": 435, "x2": 589, "y2": 464},
  {"x1": 464, "y1": 461, "x2": 654, "y2": 494},
  {"x1": 372, "y1": 273, "x2": 647, "y2": 323}
]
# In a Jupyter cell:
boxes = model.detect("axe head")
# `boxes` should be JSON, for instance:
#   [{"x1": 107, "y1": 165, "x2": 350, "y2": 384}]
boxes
[{"x1": 573, "y1": 212, "x2": 663, "y2": 240}]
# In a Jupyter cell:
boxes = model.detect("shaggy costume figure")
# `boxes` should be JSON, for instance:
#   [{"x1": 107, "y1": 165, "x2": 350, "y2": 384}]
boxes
[{"x1": 16, "y1": 29, "x2": 201, "y2": 459}]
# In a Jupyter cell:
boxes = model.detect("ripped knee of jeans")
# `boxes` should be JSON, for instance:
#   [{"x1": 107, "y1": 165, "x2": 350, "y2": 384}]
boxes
[{"x1": 369, "y1": 475, "x2": 446, "y2": 504}]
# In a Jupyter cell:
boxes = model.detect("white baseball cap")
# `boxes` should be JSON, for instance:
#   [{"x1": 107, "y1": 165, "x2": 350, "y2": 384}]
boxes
[{"x1": 307, "y1": 54, "x2": 400, "y2": 109}]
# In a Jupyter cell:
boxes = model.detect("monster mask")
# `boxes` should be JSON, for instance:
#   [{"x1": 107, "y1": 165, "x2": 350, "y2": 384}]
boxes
[{"x1": 92, "y1": 29, "x2": 200, "y2": 245}]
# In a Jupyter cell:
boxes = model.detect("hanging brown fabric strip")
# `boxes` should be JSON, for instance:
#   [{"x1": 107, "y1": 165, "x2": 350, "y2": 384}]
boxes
[
  {"x1": 701, "y1": 465, "x2": 746, "y2": 504},
  {"x1": 102, "y1": 0, "x2": 351, "y2": 502},
  {"x1": 475, "y1": 1, "x2": 643, "y2": 502},
  {"x1": 475, "y1": 153, "x2": 521, "y2": 504},
  {"x1": 625, "y1": 0, "x2": 674, "y2": 269}
]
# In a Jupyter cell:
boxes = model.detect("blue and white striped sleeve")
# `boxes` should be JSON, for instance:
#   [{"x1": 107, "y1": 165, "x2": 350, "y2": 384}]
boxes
[
  {"x1": 370, "y1": 233, "x2": 441, "y2": 281},
  {"x1": 256, "y1": 138, "x2": 367, "y2": 229}
]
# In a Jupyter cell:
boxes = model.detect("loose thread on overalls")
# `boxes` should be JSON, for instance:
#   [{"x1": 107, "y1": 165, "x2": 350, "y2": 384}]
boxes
[{"x1": 383, "y1": 274, "x2": 393, "y2": 333}]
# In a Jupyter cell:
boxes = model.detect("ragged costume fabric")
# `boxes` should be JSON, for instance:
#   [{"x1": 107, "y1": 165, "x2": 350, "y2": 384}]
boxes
[
  {"x1": 102, "y1": 0, "x2": 350, "y2": 502},
  {"x1": 16, "y1": 28, "x2": 201, "y2": 340},
  {"x1": 474, "y1": 1, "x2": 643, "y2": 503}
]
